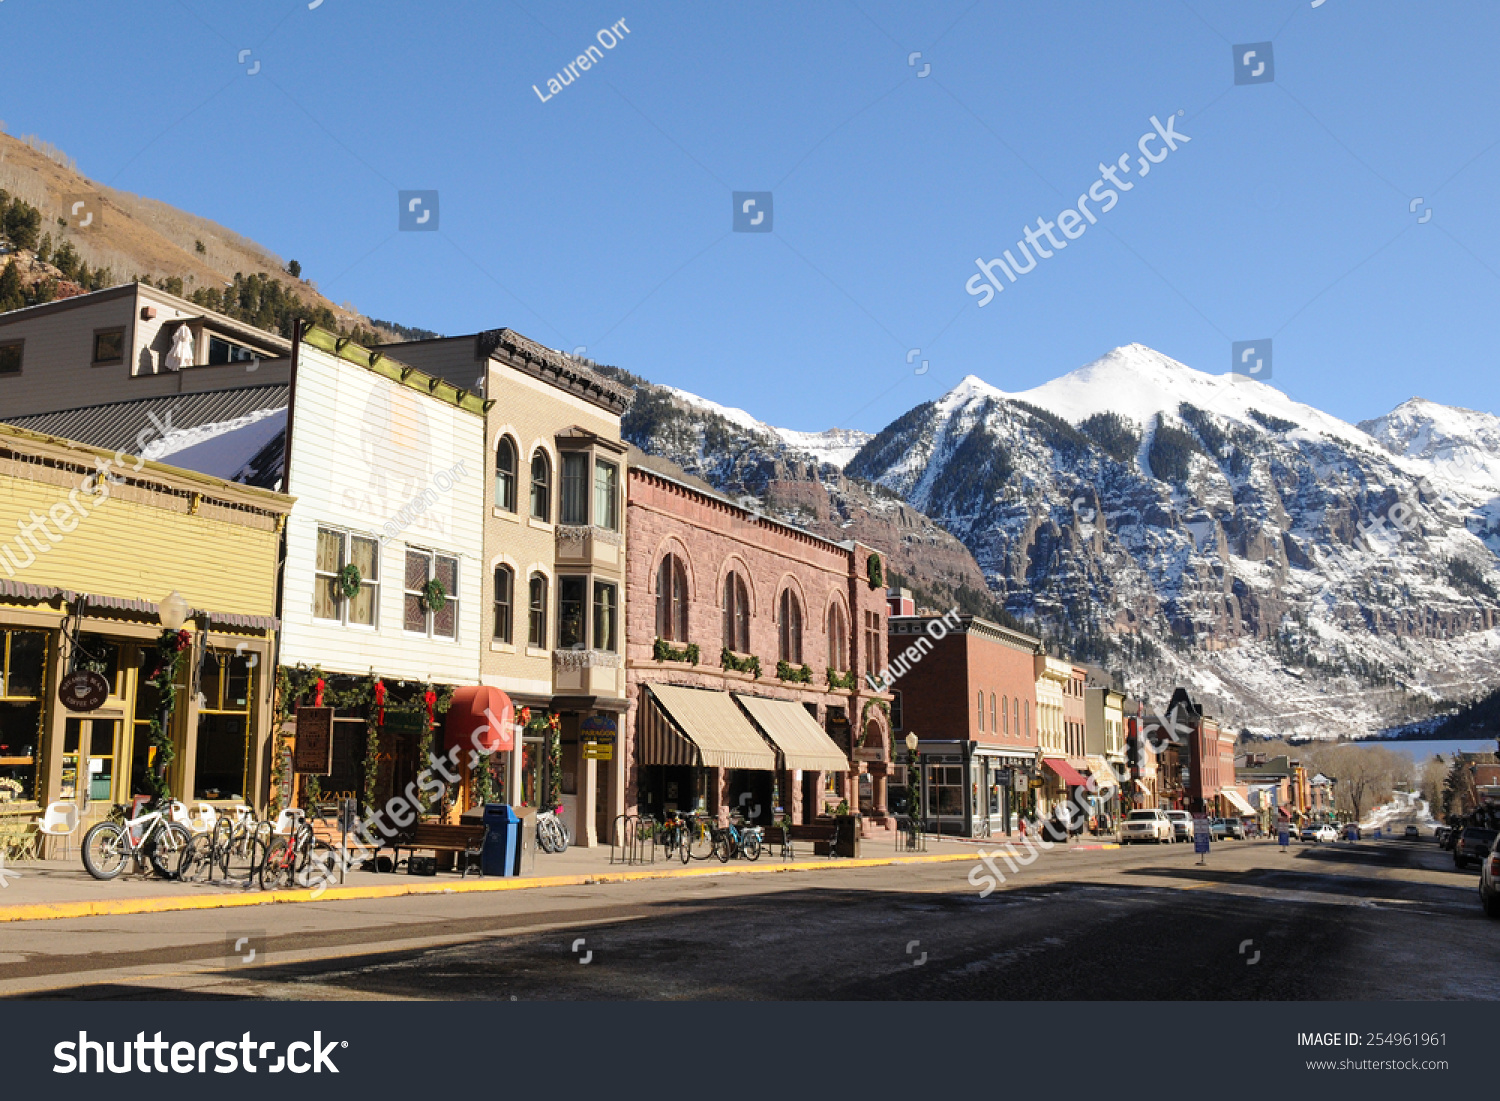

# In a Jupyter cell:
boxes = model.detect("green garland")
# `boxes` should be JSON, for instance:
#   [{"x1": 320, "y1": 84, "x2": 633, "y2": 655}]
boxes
[
  {"x1": 776, "y1": 660, "x2": 814, "y2": 684},
  {"x1": 826, "y1": 668, "x2": 858, "y2": 690},
  {"x1": 721, "y1": 647, "x2": 761, "y2": 677},
  {"x1": 142, "y1": 628, "x2": 192, "y2": 806},
  {"x1": 866, "y1": 552, "x2": 884, "y2": 591},
  {"x1": 653, "y1": 637, "x2": 701, "y2": 664}
]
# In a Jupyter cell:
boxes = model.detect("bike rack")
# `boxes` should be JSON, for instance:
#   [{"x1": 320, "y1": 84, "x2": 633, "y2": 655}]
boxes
[
  {"x1": 609, "y1": 814, "x2": 659, "y2": 865},
  {"x1": 896, "y1": 815, "x2": 926, "y2": 853}
]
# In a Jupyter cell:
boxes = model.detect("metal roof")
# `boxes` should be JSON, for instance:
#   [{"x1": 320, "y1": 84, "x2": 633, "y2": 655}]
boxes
[{"x1": 2, "y1": 385, "x2": 289, "y2": 454}]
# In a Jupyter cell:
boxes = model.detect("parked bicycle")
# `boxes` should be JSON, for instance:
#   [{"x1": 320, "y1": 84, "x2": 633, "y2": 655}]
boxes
[
  {"x1": 536, "y1": 805, "x2": 571, "y2": 853},
  {"x1": 82, "y1": 800, "x2": 192, "y2": 880},
  {"x1": 711, "y1": 812, "x2": 763, "y2": 862},
  {"x1": 260, "y1": 819, "x2": 339, "y2": 890}
]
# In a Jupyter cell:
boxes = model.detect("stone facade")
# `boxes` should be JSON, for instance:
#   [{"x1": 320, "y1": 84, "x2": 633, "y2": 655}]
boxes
[{"x1": 624, "y1": 466, "x2": 892, "y2": 830}]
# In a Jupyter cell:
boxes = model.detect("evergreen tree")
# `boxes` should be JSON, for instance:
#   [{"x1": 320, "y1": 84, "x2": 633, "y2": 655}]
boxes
[{"x1": 0, "y1": 261, "x2": 24, "y2": 312}]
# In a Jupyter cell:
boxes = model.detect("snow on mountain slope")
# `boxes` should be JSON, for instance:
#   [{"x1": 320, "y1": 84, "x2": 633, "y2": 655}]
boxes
[
  {"x1": 847, "y1": 344, "x2": 1500, "y2": 740},
  {"x1": 662, "y1": 386, "x2": 871, "y2": 470},
  {"x1": 1360, "y1": 397, "x2": 1500, "y2": 492}
]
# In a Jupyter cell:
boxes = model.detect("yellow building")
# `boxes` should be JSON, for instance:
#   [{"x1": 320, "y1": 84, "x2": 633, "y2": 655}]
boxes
[
  {"x1": 1034, "y1": 654, "x2": 1072, "y2": 817},
  {"x1": 0, "y1": 423, "x2": 291, "y2": 833}
]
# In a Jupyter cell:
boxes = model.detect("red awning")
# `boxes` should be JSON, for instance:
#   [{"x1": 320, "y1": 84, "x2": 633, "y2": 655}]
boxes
[
  {"x1": 445, "y1": 686, "x2": 515, "y2": 754},
  {"x1": 1043, "y1": 757, "x2": 1088, "y2": 786},
  {"x1": 1277, "y1": 806, "x2": 1292, "y2": 819}
]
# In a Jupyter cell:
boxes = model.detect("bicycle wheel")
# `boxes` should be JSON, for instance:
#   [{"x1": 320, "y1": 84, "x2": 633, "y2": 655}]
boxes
[
  {"x1": 221, "y1": 825, "x2": 257, "y2": 883},
  {"x1": 678, "y1": 828, "x2": 693, "y2": 864},
  {"x1": 554, "y1": 818, "x2": 571, "y2": 853},
  {"x1": 302, "y1": 841, "x2": 340, "y2": 889},
  {"x1": 260, "y1": 837, "x2": 298, "y2": 891},
  {"x1": 81, "y1": 822, "x2": 129, "y2": 880},
  {"x1": 178, "y1": 833, "x2": 214, "y2": 883},
  {"x1": 209, "y1": 816, "x2": 234, "y2": 877},
  {"x1": 713, "y1": 830, "x2": 731, "y2": 863},
  {"x1": 542, "y1": 816, "x2": 566, "y2": 853},
  {"x1": 688, "y1": 821, "x2": 715, "y2": 860},
  {"x1": 148, "y1": 822, "x2": 191, "y2": 879},
  {"x1": 743, "y1": 832, "x2": 762, "y2": 861}
]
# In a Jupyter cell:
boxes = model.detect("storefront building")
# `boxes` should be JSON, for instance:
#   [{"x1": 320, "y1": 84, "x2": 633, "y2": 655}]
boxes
[
  {"x1": 623, "y1": 466, "x2": 891, "y2": 835},
  {"x1": 1081, "y1": 669, "x2": 1126, "y2": 825},
  {"x1": 1034, "y1": 655, "x2": 1077, "y2": 819},
  {"x1": 374, "y1": 328, "x2": 633, "y2": 847},
  {"x1": 886, "y1": 604, "x2": 1041, "y2": 837},
  {"x1": 0, "y1": 423, "x2": 289, "y2": 837}
]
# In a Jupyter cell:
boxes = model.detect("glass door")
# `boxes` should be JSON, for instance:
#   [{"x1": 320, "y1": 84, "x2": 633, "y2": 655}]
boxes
[{"x1": 88, "y1": 720, "x2": 120, "y2": 802}]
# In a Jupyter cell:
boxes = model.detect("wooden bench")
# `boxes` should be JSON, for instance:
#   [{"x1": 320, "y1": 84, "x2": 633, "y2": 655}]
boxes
[{"x1": 386, "y1": 822, "x2": 487, "y2": 878}]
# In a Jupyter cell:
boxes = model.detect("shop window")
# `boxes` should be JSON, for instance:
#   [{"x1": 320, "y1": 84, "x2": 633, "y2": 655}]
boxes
[
  {"x1": 777, "y1": 589, "x2": 802, "y2": 664},
  {"x1": 594, "y1": 458, "x2": 619, "y2": 531},
  {"x1": 656, "y1": 554, "x2": 689, "y2": 642},
  {"x1": 558, "y1": 576, "x2": 587, "y2": 649},
  {"x1": 593, "y1": 581, "x2": 617, "y2": 651},
  {"x1": 493, "y1": 565, "x2": 514, "y2": 643},
  {"x1": 530, "y1": 449, "x2": 551, "y2": 521},
  {"x1": 193, "y1": 649, "x2": 255, "y2": 801},
  {"x1": 494, "y1": 436, "x2": 518, "y2": 512},
  {"x1": 404, "y1": 548, "x2": 459, "y2": 639},
  {"x1": 560, "y1": 452, "x2": 589, "y2": 524},
  {"x1": 315, "y1": 527, "x2": 378, "y2": 626},
  {"x1": 827, "y1": 603, "x2": 848, "y2": 670},
  {"x1": 0, "y1": 630, "x2": 46, "y2": 800},
  {"x1": 722, "y1": 571, "x2": 750, "y2": 652},
  {"x1": 92, "y1": 327, "x2": 125, "y2": 366},
  {"x1": 529, "y1": 573, "x2": 549, "y2": 647}
]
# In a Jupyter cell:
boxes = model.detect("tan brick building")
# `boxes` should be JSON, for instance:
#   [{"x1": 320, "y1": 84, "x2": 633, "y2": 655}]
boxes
[{"x1": 624, "y1": 466, "x2": 893, "y2": 833}]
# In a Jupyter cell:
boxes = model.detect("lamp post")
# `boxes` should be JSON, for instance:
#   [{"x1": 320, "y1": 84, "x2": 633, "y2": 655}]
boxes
[
  {"x1": 154, "y1": 591, "x2": 190, "y2": 800},
  {"x1": 905, "y1": 732, "x2": 921, "y2": 826}
]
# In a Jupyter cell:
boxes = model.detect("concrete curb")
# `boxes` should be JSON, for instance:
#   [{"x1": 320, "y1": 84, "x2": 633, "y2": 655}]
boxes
[{"x1": 0, "y1": 850, "x2": 982, "y2": 924}]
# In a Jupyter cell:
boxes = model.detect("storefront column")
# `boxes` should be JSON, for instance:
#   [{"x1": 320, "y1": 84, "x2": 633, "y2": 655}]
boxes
[
  {"x1": 579, "y1": 753, "x2": 599, "y2": 848},
  {"x1": 175, "y1": 633, "x2": 203, "y2": 803},
  {"x1": 41, "y1": 624, "x2": 67, "y2": 810},
  {"x1": 872, "y1": 769, "x2": 888, "y2": 816}
]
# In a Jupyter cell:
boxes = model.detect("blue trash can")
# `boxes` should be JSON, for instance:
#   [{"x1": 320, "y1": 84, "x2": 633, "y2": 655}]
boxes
[{"x1": 482, "y1": 804, "x2": 522, "y2": 877}]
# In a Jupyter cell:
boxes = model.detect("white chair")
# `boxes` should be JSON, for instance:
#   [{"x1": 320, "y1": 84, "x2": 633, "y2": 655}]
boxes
[
  {"x1": 186, "y1": 802, "x2": 218, "y2": 834},
  {"x1": 38, "y1": 802, "x2": 80, "y2": 860},
  {"x1": 273, "y1": 808, "x2": 305, "y2": 835},
  {"x1": 231, "y1": 804, "x2": 254, "y2": 826}
]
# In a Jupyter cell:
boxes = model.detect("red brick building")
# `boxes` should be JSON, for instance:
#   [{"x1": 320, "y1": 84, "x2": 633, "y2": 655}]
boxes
[
  {"x1": 886, "y1": 606, "x2": 1042, "y2": 837},
  {"x1": 623, "y1": 467, "x2": 893, "y2": 831},
  {"x1": 1064, "y1": 665, "x2": 1088, "y2": 763}
]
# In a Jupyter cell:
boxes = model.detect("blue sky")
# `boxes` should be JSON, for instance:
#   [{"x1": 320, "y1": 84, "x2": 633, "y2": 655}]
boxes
[{"x1": 2, "y1": 0, "x2": 1498, "y2": 435}]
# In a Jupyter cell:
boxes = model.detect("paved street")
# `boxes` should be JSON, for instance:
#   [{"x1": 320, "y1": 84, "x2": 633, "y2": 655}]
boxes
[{"x1": 3, "y1": 809, "x2": 1494, "y2": 1001}]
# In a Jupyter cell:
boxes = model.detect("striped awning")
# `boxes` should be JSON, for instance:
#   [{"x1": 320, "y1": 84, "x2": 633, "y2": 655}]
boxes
[
  {"x1": 733, "y1": 693, "x2": 849, "y2": 772},
  {"x1": 638, "y1": 684, "x2": 776, "y2": 771},
  {"x1": 1222, "y1": 788, "x2": 1255, "y2": 815}
]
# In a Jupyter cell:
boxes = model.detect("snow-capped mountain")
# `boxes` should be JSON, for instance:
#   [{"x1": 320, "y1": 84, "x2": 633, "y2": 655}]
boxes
[
  {"x1": 847, "y1": 344, "x2": 1500, "y2": 739},
  {"x1": 662, "y1": 387, "x2": 872, "y2": 469},
  {"x1": 1360, "y1": 397, "x2": 1500, "y2": 493}
]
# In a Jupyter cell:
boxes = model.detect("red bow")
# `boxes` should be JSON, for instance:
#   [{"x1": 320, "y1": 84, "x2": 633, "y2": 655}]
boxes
[
  {"x1": 374, "y1": 680, "x2": 386, "y2": 726},
  {"x1": 314, "y1": 677, "x2": 325, "y2": 708},
  {"x1": 423, "y1": 689, "x2": 436, "y2": 727}
]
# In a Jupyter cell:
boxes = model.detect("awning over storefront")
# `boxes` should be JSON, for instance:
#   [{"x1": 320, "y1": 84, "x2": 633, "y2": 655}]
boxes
[
  {"x1": 1222, "y1": 788, "x2": 1255, "y2": 815},
  {"x1": 445, "y1": 686, "x2": 514, "y2": 754},
  {"x1": 1043, "y1": 757, "x2": 1087, "y2": 786},
  {"x1": 1277, "y1": 805, "x2": 1292, "y2": 819},
  {"x1": 1084, "y1": 756, "x2": 1120, "y2": 790},
  {"x1": 733, "y1": 694, "x2": 849, "y2": 772},
  {"x1": 639, "y1": 684, "x2": 777, "y2": 770}
]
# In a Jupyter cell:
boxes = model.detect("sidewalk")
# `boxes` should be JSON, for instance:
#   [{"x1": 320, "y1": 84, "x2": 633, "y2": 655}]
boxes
[{"x1": 0, "y1": 830, "x2": 995, "y2": 923}]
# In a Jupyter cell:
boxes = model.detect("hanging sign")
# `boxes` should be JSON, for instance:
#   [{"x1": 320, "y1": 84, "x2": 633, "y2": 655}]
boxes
[
  {"x1": 58, "y1": 669, "x2": 110, "y2": 712},
  {"x1": 294, "y1": 706, "x2": 335, "y2": 774}
]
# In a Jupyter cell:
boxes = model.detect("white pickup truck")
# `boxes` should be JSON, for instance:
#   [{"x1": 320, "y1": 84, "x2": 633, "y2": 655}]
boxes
[{"x1": 1121, "y1": 809, "x2": 1173, "y2": 844}]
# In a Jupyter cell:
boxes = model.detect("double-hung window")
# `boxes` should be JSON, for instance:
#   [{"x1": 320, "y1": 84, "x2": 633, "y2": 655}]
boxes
[
  {"x1": 314, "y1": 527, "x2": 379, "y2": 626},
  {"x1": 404, "y1": 548, "x2": 459, "y2": 639}
]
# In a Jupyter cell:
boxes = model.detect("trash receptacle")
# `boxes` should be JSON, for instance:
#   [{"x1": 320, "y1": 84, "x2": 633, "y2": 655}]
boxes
[{"x1": 481, "y1": 804, "x2": 522, "y2": 877}]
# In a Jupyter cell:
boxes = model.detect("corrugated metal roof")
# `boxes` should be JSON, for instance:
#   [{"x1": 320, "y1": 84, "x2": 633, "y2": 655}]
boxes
[{"x1": 2, "y1": 385, "x2": 289, "y2": 455}]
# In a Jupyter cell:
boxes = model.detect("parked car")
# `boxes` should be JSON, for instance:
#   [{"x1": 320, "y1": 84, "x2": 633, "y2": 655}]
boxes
[
  {"x1": 1480, "y1": 836, "x2": 1500, "y2": 919},
  {"x1": 1210, "y1": 818, "x2": 1246, "y2": 841},
  {"x1": 1455, "y1": 827, "x2": 1499, "y2": 870},
  {"x1": 1297, "y1": 824, "x2": 1318, "y2": 841},
  {"x1": 1163, "y1": 810, "x2": 1194, "y2": 843},
  {"x1": 1435, "y1": 826, "x2": 1452, "y2": 848},
  {"x1": 1121, "y1": 809, "x2": 1173, "y2": 844},
  {"x1": 1404, "y1": 825, "x2": 1421, "y2": 839},
  {"x1": 1311, "y1": 824, "x2": 1338, "y2": 843}
]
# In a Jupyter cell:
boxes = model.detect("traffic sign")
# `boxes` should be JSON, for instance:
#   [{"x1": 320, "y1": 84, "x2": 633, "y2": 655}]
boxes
[{"x1": 1192, "y1": 813, "x2": 1211, "y2": 854}]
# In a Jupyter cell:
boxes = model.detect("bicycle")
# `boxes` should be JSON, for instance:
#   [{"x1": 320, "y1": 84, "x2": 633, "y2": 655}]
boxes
[
  {"x1": 657, "y1": 810, "x2": 689, "y2": 863},
  {"x1": 82, "y1": 800, "x2": 192, "y2": 880},
  {"x1": 683, "y1": 812, "x2": 716, "y2": 861},
  {"x1": 260, "y1": 819, "x2": 339, "y2": 890},
  {"x1": 711, "y1": 812, "x2": 763, "y2": 862},
  {"x1": 536, "y1": 805, "x2": 571, "y2": 854}
]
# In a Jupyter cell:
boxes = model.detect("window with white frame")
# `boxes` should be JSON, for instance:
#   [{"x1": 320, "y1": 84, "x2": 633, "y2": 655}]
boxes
[
  {"x1": 314, "y1": 527, "x2": 379, "y2": 626},
  {"x1": 404, "y1": 548, "x2": 459, "y2": 639}
]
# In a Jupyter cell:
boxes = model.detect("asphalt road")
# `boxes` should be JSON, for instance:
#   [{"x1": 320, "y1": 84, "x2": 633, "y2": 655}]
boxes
[{"x1": 3, "y1": 814, "x2": 1494, "y2": 1000}]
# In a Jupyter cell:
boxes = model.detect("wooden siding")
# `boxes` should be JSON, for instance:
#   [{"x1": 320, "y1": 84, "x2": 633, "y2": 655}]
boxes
[{"x1": 277, "y1": 342, "x2": 484, "y2": 684}]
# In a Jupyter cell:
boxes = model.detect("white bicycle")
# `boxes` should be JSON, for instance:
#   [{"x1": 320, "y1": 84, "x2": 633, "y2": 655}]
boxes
[
  {"x1": 82, "y1": 800, "x2": 192, "y2": 880},
  {"x1": 536, "y1": 805, "x2": 571, "y2": 853}
]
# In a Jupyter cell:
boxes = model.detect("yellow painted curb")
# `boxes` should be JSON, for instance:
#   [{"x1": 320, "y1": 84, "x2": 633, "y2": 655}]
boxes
[{"x1": 0, "y1": 850, "x2": 984, "y2": 924}]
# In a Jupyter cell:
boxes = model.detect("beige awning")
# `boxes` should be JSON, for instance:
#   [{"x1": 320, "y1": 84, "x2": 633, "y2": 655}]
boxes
[
  {"x1": 734, "y1": 694, "x2": 850, "y2": 773},
  {"x1": 1222, "y1": 788, "x2": 1255, "y2": 815},
  {"x1": 638, "y1": 684, "x2": 776, "y2": 771},
  {"x1": 1085, "y1": 756, "x2": 1122, "y2": 790}
]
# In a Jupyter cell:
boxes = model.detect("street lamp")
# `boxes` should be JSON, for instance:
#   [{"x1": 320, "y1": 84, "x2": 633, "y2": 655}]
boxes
[
  {"x1": 904, "y1": 732, "x2": 921, "y2": 824},
  {"x1": 158, "y1": 590, "x2": 189, "y2": 631}
]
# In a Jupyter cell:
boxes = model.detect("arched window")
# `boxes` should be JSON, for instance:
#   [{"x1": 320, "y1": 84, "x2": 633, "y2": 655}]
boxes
[
  {"x1": 493, "y1": 564, "x2": 514, "y2": 643},
  {"x1": 827, "y1": 603, "x2": 848, "y2": 670},
  {"x1": 977, "y1": 691, "x2": 985, "y2": 732},
  {"x1": 528, "y1": 573, "x2": 548, "y2": 648},
  {"x1": 1024, "y1": 700, "x2": 1031, "y2": 739},
  {"x1": 530, "y1": 449, "x2": 551, "y2": 521},
  {"x1": 656, "y1": 554, "x2": 689, "y2": 642},
  {"x1": 1002, "y1": 696, "x2": 1009, "y2": 737},
  {"x1": 723, "y1": 571, "x2": 750, "y2": 652},
  {"x1": 777, "y1": 588, "x2": 802, "y2": 664},
  {"x1": 494, "y1": 436, "x2": 517, "y2": 512},
  {"x1": 990, "y1": 693, "x2": 996, "y2": 735}
]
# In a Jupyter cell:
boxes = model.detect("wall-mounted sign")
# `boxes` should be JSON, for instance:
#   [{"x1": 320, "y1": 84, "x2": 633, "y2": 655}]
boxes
[
  {"x1": 581, "y1": 733, "x2": 614, "y2": 760},
  {"x1": 853, "y1": 747, "x2": 883, "y2": 762},
  {"x1": 58, "y1": 669, "x2": 110, "y2": 712},
  {"x1": 581, "y1": 714, "x2": 617, "y2": 734},
  {"x1": 294, "y1": 706, "x2": 334, "y2": 774}
]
